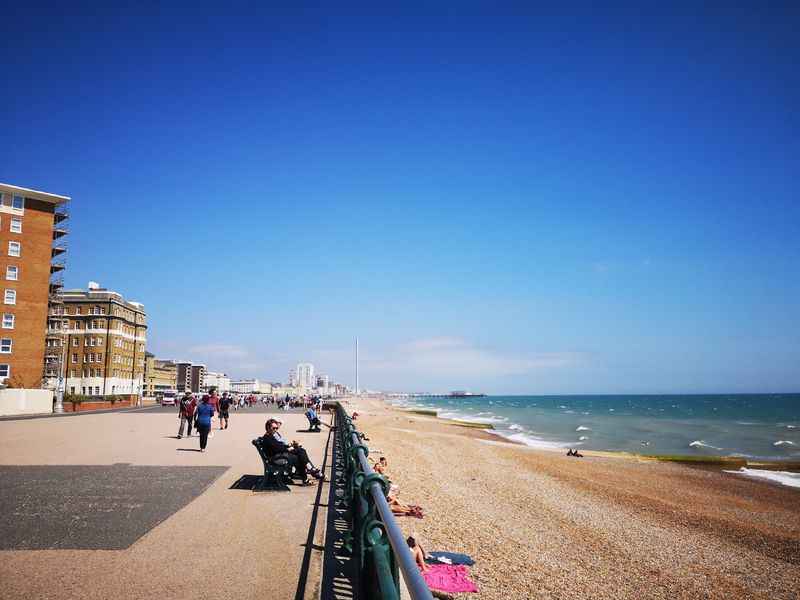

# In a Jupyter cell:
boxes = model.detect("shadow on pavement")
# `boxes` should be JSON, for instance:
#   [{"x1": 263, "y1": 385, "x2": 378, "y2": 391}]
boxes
[
  {"x1": 318, "y1": 421, "x2": 357, "y2": 600},
  {"x1": 229, "y1": 474, "x2": 262, "y2": 490},
  {"x1": 294, "y1": 423, "x2": 336, "y2": 600}
]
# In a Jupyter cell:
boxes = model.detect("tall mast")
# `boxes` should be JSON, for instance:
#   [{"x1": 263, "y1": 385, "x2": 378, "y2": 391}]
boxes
[{"x1": 356, "y1": 337, "x2": 359, "y2": 395}]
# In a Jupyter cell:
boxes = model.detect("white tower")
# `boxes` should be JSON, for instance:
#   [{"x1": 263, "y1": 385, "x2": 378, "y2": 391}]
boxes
[{"x1": 355, "y1": 337, "x2": 359, "y2": 395}]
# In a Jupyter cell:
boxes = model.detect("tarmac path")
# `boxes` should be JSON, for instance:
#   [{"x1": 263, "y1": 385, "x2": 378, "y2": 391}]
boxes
[{"x1": 0, "y1": 405, "x2": 333, "y2": 600}]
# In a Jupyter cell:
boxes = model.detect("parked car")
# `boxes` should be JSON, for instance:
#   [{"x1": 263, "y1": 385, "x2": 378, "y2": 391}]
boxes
[{"x1": 160, "y1": 390, "x2": 178, "y2": 406}]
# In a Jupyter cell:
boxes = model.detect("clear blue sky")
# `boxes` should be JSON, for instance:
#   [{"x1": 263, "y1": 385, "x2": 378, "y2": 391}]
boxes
[{"x1": 2, "y1": 3, "x2": 798, "y2": 394}]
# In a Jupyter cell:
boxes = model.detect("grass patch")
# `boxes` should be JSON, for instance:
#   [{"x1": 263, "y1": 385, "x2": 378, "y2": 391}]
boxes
[
  {"x1": 644, "y1": 454, "x2": 747, "y2": 467},
  {"x1": 448, "y1": 419, "x2": 495, "y2": 430},
  {"x1": 403, "y1": 409, "x2": 438, "y2": 416}
]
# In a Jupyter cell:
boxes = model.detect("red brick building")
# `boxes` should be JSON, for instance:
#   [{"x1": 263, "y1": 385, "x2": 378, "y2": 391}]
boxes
[{"x1": 0, "y1": 183, "x2": 69, "y2": 389}]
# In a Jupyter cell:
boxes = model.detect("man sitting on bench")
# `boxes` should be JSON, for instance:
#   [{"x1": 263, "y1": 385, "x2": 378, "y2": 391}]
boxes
[
  {"x1": 262, "y1": 419, "x2": 323, "y2": 483},
  {"x1": 305, "y1": 407, "x2": 322, "y2": 432}
]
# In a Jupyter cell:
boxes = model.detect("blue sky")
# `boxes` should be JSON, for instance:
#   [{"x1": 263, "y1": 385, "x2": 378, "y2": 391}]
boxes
[{"x1": 2, "y1": 3, "x2": 798, "y2": 393}]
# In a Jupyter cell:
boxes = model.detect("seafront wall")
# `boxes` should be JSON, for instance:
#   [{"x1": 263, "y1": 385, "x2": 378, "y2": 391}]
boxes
[
  {"x1": 61, "y1": 396, "x2": 138, "y2": 412},
  {"x1": 0, "y1": 389, "x2": 54, "y2": 416}
]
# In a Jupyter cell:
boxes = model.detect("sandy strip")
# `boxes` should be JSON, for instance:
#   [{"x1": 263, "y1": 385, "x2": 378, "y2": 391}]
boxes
[{"x1": 347, "y1": 397, "x2": 800, "y2": 599}]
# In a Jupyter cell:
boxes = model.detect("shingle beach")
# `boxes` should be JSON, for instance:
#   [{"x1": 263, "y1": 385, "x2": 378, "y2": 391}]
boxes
[{"x1": 350, "y1": 397, "x2": 800, "y2": 599}]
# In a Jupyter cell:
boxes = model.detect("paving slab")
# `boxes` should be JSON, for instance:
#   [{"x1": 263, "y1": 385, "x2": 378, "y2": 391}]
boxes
[{"x1": 0, "y1": 408, "x2": 333, "y2": 600}]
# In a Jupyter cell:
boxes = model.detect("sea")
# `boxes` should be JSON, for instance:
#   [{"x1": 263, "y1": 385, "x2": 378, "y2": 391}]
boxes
[{"x1": 387, "y1": 394, "x2": 800, "y2": 462}]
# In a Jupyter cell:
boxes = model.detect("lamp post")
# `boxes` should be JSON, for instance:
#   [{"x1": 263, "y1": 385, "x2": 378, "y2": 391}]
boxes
[{"x1": 53, "y1": 339, "x2": 66, "y2": 413}]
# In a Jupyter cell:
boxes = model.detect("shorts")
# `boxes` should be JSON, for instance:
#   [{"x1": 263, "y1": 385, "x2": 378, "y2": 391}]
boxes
[{"x1": 220, "y1": 411, "x2": 229, "y2": 419}]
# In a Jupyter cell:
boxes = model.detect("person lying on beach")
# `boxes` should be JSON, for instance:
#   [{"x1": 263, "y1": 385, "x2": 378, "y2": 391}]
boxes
[
  {"x1": 387, "y1": 485, "x2": 423, "y2": 518},
  {"x1": 373, "y1": 456, "x2": 388, "y2": 475},
  {"x1": 407, "y1": 536, "x2": 429, "y2": 572}
]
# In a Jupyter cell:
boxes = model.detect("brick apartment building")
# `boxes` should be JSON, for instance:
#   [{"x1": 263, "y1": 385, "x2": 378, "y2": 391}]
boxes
[
  {"x1": 190, "y1": 364, "x2": 206, "y2": 393},
  {"x1": 0, "y1": 183, "x2": 69, "y2": 389},
  {"x1": 175, "y1": 361, "x2": 206, "y2": 394},
  {"x1": 61, "y1": 284, "x2": 147, "y2": 396},
  {"x1": 176, "y1": 361, "x2": 192, "y2": 393}
]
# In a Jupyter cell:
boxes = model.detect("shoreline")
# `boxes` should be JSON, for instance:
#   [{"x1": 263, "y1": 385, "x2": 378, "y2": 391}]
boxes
[
  {"x1": 393, "y1": 404, "x2": 800, "y2": 471},
  {"x1": 345, "y1": 395, "x2": 800, "y2": 599}
]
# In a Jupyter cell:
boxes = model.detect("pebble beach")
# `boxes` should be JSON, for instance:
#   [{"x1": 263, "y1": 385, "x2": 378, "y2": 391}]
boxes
[{"x1": 349, "y1": 397, "x2": 800, "y2": 599}]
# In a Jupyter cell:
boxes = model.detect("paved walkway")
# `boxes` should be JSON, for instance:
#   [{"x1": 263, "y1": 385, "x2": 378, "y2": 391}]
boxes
[{"x1": 0, "y1": 406, "x2": 334, "y2": 600}]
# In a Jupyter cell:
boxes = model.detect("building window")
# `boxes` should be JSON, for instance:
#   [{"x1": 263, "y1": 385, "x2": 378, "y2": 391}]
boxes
[
  {"x1": 70, "y1": 387, "x2": 75, "y2": 395},
  {"x1": 72, "y1": 353, "x2": 77, "y2": 363},
  {"x1": 0, "y1": 338, "x2": 12, "y2": 353},
  {"x1": 7, "y1": 242, "x2": 20, "y2": 257},
  {"x1": 2, "y1": 314, "x2": 13, "y2": 329},
  {"x1": 6, "y1": 266, "x2": 17, "y2": 281},
  {"x1": 10, "y1": 217, "x2": 21, "y2": 233},
  {"x1": 72, "y1": 338, "x2": 78, "y2": 347},
  {"x1": 94, "y1": 386, "x2": 100, "y2": 395},
  {"x1": 11, "y1": 195, "x2": 24, "y2": 210},
  {"x1": 0, "y1": 364, "x2": 8, "y2": 381},
  {"x1": 75, "y1": 307, "x2": 81, "y2": 315},
  {"x1": 4, "y1": 290, "x2": 16, "y2": 305}
]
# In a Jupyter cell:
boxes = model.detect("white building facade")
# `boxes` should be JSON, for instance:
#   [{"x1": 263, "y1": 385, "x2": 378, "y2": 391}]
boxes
[
  {"x1": 296, "y1": 363, "x2": 315, "y2": 389},
  {"x1": 204, "y1": 371, "x2": 230, "y2": 393}
]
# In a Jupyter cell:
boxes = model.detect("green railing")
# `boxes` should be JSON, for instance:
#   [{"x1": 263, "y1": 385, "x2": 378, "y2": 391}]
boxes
[{"x1": 335, "y1": 403, "x2": 434, "y2": 600}]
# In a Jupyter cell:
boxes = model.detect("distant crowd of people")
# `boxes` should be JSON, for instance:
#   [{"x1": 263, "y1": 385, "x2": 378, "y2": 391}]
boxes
[{"x1": 176, "y1": 389, "x2": 324, "y2": 453}]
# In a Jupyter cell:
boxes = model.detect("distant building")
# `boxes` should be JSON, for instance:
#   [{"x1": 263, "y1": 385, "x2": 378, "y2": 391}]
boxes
[
  {"x1": 0, "y1": 183, "x2": 70, "y2": 389},
  {"x1": 296, "y1": 363, "x2": 314, "y2": 389},
  {"x1": 204, "y1": 370, "x2": 230, "y2": 393},
  {"x1": 175, "y1": 361, "x2": 192, "y2": 393},
  {"x1": 231, "y1": 378, "x2": 260, "y2": 394},
  {"x1": 62, "y1": 283, "x2": 147, "y2": 396},
  {"x1": 288, "y1": 369, "x2": 296, "y2": 386},
  {"x1": 143, "y1": 353, "x2": 177, "y2": 396},
  {"x1": 315, "y1": 374, "x2": 329, "y2": 391},
  {"x1": 190, "y1": 364, "x2": 206, "y2": 393}
]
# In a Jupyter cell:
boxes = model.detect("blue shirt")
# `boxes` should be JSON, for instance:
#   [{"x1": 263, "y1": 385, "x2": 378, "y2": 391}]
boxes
[{"x1": 196, "y1": 403, "x2": 215, "y2": 427}]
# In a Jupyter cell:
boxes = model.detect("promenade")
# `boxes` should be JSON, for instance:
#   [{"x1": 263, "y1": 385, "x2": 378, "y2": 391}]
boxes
[{"x1": 0, "y1": 405, "x2": 335, "y2": 600}]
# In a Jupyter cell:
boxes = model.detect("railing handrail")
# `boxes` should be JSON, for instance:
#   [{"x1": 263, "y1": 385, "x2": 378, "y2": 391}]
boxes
[
  {"x1": 348, "y1": 428, "x2": 434, "y2": 600},
  {"x1": 335, "y1": 402, "x2": 434, "y2": 600}
]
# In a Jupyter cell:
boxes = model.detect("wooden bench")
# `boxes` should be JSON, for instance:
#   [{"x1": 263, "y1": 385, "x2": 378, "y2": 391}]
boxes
[{"x1": 251, "y1": 437, "x2": 291, "y2": 492}]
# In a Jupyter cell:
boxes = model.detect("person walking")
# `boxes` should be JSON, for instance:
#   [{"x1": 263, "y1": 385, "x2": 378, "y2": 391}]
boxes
[
  {"x1": 195, "y1": 396, "x2": 215, "y2": 452},
  {"x1": 219, "y1": 393, "x2": 232, "y2": 430},
  {"x1": 177, "y1": 392, "x2": 196, "y2": 438}
]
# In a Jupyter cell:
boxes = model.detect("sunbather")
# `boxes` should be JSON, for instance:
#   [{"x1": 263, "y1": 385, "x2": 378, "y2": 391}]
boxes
[
  {"x1": 373, "y1": 456, "x2": 388, "y2": 475},
  {"x1": 407, "y1": 536, "x2": 429, "y2": 572},
  {"x1": 387, "y1": 485, "x2": 423, "y2": 518}
]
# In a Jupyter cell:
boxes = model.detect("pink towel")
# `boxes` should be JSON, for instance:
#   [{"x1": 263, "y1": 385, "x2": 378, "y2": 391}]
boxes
[{"x1": 423, "y1": 564, "x2": 478, "y2": 593}]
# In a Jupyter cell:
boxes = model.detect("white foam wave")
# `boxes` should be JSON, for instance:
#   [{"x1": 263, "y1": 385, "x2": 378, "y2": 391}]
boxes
[
  {"x1": 575, "y1": 426, "x2": 591, "y2": 432},
  {"x1": 578, "y1": 435, "x2": 589, "y2": 441},
  {"x1": 786, "y1": 425, "x2": 797, "y2": 429},
  {"x1": 492, "y1": 430, "x2": 571, "y2": 451},
  {"x1": 773, "y1": 440, "x2": 796, "y2": 447},
  {"x1": 689, "y1": 440, "x2": 721, "y2": 450},
  {"x1": 724, "y1": 468, "x2": 800, "y2": 489}
]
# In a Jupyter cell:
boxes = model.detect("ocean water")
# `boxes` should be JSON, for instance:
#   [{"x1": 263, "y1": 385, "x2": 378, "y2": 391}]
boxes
[{"x1": 387, "y1": 394, "x2": 800, "y2": 460}]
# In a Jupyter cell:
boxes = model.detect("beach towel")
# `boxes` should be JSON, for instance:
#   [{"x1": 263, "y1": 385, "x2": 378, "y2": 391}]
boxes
[
  {"x1": 426, "y1": 552, "x2": 475, "y2": 566},
  {"x1": 423, "y1": 564, "x2": 478, "y2": 594}
]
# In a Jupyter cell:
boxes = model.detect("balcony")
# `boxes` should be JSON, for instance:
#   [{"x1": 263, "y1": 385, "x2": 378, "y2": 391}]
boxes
[
  {"x1": 50, "y1": 262, "x2": 66, "y2": 274},
  {"x1": 54, "y1": 210, "x2": 69, "y2": 224},
  {"x1": 52, "y1": 245, "x2": 67, "y2": 258},
  {"x1": 53, "y1": 227, "x2": 68, "y2": 240}
]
